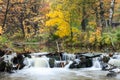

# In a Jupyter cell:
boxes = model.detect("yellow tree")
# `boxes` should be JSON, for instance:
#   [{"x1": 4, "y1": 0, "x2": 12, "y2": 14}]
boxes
[
  {"x1": 46, "y1": 10, "x2": 70, "y2": 38},
  {"x1": 45, "y1": 2, "x2": 72, "y2": 51}
]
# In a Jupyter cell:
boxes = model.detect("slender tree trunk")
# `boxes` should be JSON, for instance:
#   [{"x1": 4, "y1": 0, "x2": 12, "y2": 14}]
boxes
[
  {"x1": 2, "y1": 0, "x2": 10, "y2": 29},
  {"x1": 56, "y1": 40, "x2": 60, "y2": 52},
  {"x1": 99, "y1": 0, "x2": 106, "y2": 28},
  {"x1": 95, "y1": 7, "x2": 99, "y2": 27},
  {"x1": 109, "y1": 0, "x2": 116, "y2": 26},
  {"x1": 20, "y1": 17, "x2": 25, "y2": 37},
  {"x1": 81, "y1": 0, "x2": 88, "y2": 31},
  {"x1": 19, "y1": 9, "x2": 26, "y2": 37},
  {"x1": 21, "y1": 22, "x2": 25, "y2": 37}
]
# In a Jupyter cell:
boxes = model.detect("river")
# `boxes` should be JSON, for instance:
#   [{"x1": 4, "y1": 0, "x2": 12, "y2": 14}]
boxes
[
  {"x1": 0, "y1": 52, "x2": 120, "y2": 80},
  {"x1": 0, "y1": 67, "x2": 120, "y2": 80}
]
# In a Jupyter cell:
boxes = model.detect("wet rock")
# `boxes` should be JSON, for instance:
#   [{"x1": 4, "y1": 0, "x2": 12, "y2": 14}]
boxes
[
  {"x1": 24, "y1": 54, "x2": 31, "y2": 58},
  {"x1": 102, "y1": 56, "x2": 110, "y2": 63},
  {"x1": 0, "y1": 49, "x2": 6, "y2": 57},
  {"x1": 0, "y1": 52, "x2": 17, "y2": 73},
  {"x1": 0, "y1": 61, "x2": 6, "y2": 72},
  {"x1": 68, "y1": 54, "x2": 94, "y2": 69},
  {"x1": 69, "y1": 60, "x2": 81, "y2": 69},
  {"x1": 12, "y1": 54, "x2": 25, "y2": 70},
  {"x1": 0, "y1": 60, "x2": 13, "y2": 73},
  {"x1": 101, "y1": 63, "x2": 109, "y2": 70},
  {"x1": 86, "y1": 58, "x2": 93, "y2": 67},
  {"x1": 49, "y1": 58, "x2": 55, "y2": 68},
  {"x1": 0, "y1": 50, "x2": 32, "y2": 73},
  {"x1": 106, "y1": 71, "x2": 117, "y2": 77},
  {"x1": 46, "y1": 52, "x2": 63, "y2": 61}
]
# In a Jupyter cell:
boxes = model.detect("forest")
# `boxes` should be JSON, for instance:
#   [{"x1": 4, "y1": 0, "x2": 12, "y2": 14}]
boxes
[{"x1": 0, "y1": 0, "x2": 120, "y2": 53}]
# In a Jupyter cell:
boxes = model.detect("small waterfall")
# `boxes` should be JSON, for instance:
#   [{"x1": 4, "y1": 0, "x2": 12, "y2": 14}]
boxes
[
  {"x1": 62, "y1": 53, "x2": 76, "y2": 61},
  {"x1": 53, "y1": 52, "x2": 76, "y2": 68},
  {"x1": 92, "y1": 58, "x2": 101, "y2": 68},
  {"x1": 64, "y1": 61, "x2": 73, "y2": 68},
  {"x1": 108, "y1": 58, "x2": 120, "y2": 67},
  {"x1": 32, "y1": 56, "x2": 50, "y2": 68}
]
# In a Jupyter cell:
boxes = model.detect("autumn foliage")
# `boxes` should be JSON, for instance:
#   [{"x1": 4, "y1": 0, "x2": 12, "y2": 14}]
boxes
[{"x1": 0, "y1": 0, "x2": 120, "y2": 52}]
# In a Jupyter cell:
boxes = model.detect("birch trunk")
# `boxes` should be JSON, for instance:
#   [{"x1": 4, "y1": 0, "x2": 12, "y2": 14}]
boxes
[
  {"x1": 109, "y1": 0, "x2": 115, "y2": 26},
  {"x1": 56, "y1": 40, "x2": 60, "y2": 52}
]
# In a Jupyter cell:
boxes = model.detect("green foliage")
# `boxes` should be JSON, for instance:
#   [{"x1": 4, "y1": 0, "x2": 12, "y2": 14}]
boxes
[
  {"x1": 102, "y1": 34, "x2": 111, "y2": 45},
  {"x1": 10, "y1": 32, "x2": 24, "y2": 40},
  {"x1": 0, "y1": 36, "x2": 8, "y2": 44},
  {"x1": 117, "y1": 32, "x2": 120, "y2": 41},
  {"x1": 26, "y1": 38, "x2": 38, "y2": 42},
  {"x1": 51, "y1": 34, "x2": 59, "y2": 41}
]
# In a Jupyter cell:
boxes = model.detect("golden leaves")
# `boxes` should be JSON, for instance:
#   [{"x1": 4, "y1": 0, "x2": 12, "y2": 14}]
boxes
[
  {"x1": 55, "y1": 22, "x2": 70, "y2": 38},
  {"x1": 89, "y1": 27, "x2": 102, "y2": 45},
  {"x1": 46, "y1": 11, "x2": 64, "y2": 19},
  {"x1": 88, "y1": 21, "x2": 97, "y2": 29},
  {"x1": 72, "y1": 27, "x2": 81, "y2": 42},
  {"x1": 46, "y1": 10, "x2": 70, "y2": 38},
  {"x1": 0, "y1": 26, "x2": 3, "y2": 35}
]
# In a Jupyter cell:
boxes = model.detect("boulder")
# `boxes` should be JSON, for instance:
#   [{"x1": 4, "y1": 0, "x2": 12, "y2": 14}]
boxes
[
  {"x1": 12, "y1": 54, "x2": 25, "y2": 70},
  {"x1": 69, "y1": 61, "x2": 81, "y2": 69},
  {"x1": 0, "y1": 60, "x2": 13, "y2": 73},
  {"x1": 49, "y1": 58, "x2": 55, "y2": 68}
]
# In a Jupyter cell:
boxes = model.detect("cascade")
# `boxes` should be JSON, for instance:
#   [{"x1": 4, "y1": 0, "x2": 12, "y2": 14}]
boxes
[
  {"x1": 54, "y1": 52, "x2": 76, "y2": 67},
  {"x1": 108, "y1": 54, "x2": 120, "y2": 67},
  {"x1": 31, "y1": 56, "x2": 50, "y2": 68},
  {"x1": 62, "y1": 53, "x2": 76, "y2": 61},
  {"x1": 92, "y1": 58, "x2": 101, "y2": 68},
  {"x1": 64, "y1": 61, "x2": 73, "y2": 68}
]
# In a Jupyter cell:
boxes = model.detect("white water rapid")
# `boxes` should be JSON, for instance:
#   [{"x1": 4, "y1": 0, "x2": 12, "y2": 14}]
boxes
[
  {"x1": 31, "y1": 56, "x2": 50, "y2": 68},
  {"x1": 2, "y1": 53, "x2": 120, "y2": 80}
]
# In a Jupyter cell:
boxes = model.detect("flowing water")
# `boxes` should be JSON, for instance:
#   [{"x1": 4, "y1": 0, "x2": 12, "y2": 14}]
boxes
[
  {"x1": 1, "y1": 67, "x2": 120, "y2": 80},
  {"x1": 1, "y1": 53, "x2": 120, "y2": 80}
]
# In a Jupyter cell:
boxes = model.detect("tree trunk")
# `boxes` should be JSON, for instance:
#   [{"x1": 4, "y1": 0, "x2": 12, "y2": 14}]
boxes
[
  {"x1": 56, "y1": 40, "x2": 60, "y2": 52},
  {"x1": 19, "y1": 12, "x2": 26, "y2": 38},
  {"x1": 81, "y1": 0, "x2": 88, "y2": 31},
  {"x1": 109, "y1": 0, "x2": 116, "y2": 26},
  {"x1": 99, "y1": 0, "x2": 106, "y2": 28},
  {"x1": 95, "y1": 7, "x2": 99, "y2": 27},
  {"x1": 21, "y1": 22, "x2": 25, "y2": 37},
  {"x1": 2, "y1": 0, "x2": 10, "y2": 29}
]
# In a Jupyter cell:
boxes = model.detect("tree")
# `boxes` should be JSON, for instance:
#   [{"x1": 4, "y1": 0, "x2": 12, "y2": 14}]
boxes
[
  {"x1": 109, "y1": 0, "x2": 116, "y2": 26},
  {"x1": 46, "y1": 10, "x2": 70, "y2": 38},
  {"x1": 0, "y1": 0, "x2": 49, "y2": 38}
]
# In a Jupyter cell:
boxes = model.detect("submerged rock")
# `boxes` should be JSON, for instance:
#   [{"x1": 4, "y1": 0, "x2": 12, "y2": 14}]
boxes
[{"x1": 106, "y1": 71, "x2": 117, "y2": 77}]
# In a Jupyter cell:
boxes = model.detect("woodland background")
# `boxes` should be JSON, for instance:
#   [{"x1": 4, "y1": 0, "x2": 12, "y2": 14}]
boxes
[{"x1": 0, "y1": 0, "x2": 120, "y2": 53}]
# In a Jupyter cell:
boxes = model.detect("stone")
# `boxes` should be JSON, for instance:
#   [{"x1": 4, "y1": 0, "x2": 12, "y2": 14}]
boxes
[
  {"x1": 106, "y1": 71, "x2": 117, "y2": 77},
  {"x1": 49, "y1": 58, "x2": 55, "y2": 68}
]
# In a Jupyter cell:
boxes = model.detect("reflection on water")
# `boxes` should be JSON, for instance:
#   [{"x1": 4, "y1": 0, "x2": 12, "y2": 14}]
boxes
[{"x1": 0, "y1": 67, "x2": 120, "y2": 80}]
